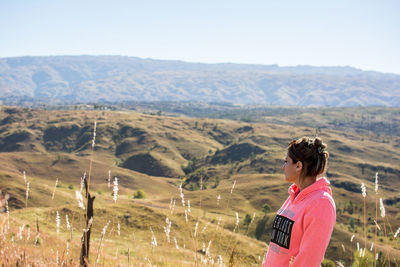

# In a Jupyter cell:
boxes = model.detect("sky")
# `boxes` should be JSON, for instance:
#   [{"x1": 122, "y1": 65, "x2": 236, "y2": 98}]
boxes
[{"x1": 1, "y1": 0, "x2": 399, "y2": 74}]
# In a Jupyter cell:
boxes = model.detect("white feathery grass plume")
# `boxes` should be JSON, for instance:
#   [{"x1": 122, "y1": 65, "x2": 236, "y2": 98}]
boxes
[
  {"x1": 171, "y1": 199, "x2": 176, "y2": 215},
  {"x1": 206, "y1": 240, "x2": 212, "y2": 257},
  {"x1": 164, "y1": 217, "x2": 172, "y2": 243},
  {"x1": 174, "y1": 237, "x2": 179, "y2": 249},
  {"x1": 379, "y1": 198, "x2": 385, "y2": 218},
  {"x1": 202, "y1": 242, "x2": 206, "y2": 253},
  {"x1": 350, "y1": 234, "x2": 355, "y2": 242},
  {"x1": 101, "y1": 220, "x2": 111, "y2": 237},
  {"x1": 235, "y1": 212, "x2": 239, "y2": 228},
  {"x1": 23, "y1": 171, "x2": 26, "y2": 184},
  {"x1": 188, "y1": 200, "x2": 191, "y2": 213},
  {"x1": 184, "y1": 209, "x2": 188, "y2": 223},
  {"x1": 374, "y1": 220, "x2": 381, "y2": 231},
  {"x1": 113, "y1": 177, "x2": 119, "y2": 203},
  {"x1": 356, "y1": 242, "x2": 359, "y2": 251},
  {"x1": 18, "y1": 224, "x2": 25, "y2": 240},
  {"x1": 194, "y1": 222, "x2": 198, "y2": 237},
  {"x1": 336, "y1": 261, "x2": 344, "y2": 267},
  {"x1": 150, "y1": 227, "x2": 157, "y2": 248},
  {"x1": 25, "y1": 181, "x2": 30, "y2": 204},
  {"x1": 91, "y1": 120, "x2": 97, "y2": 148},
  {"x1": 66, "y1": 214, "x2": 71, "y2": 230},
  {"x1": 108, "y1": 170, "x2": 111, "y2": 189},
  {"x1": 370, "y1": 242, "x2": 374, "y2": 251},
  {"x1": 217, "y1": 194, "x2": 221, "y2": 206},
  {"x1": 66, "y1": 241, "x2": 70, "y2": 256},
  {"x1": 394, "y1": 227, "x2": 400, "y2": 238},
  {"x1": 201, "y1": 222, "x2": 210, "y2": 234},
  {"x1": 80, "y1": 173, "x2": 86, "y2": 193},
  {"x1": 361, "y1": 183, "x2": 366, "y2": 198},
  {"x1": 374, "y1": 172, "x2": 379, "y2": 194},
  {"x1": 251, "y1": 212, "x2": 256, "y2": 225},
  {"x1": 52, "y1": 178, "x2": 58, "y2": 200},
  {"x1": 170, "y1": 197, "x2": 173, "y2": 210},
  {"x1": 56, "y1": 211, "x2": 60, "y2": 233},
  {"x1": 118, "y1": 223, "x2": 121, "y2": 236},
  {"x1": 359, "y1": 248, "x2": 366, "y2": 257},
  {"x1": 201, "y1": 255, "x2": 207, "y2": 265},
  {"x1": 376, "y1": 253, "x2": 379, "y2": 260},
  {"x1": 230, "y1": 180, "x2": 236, "y2": 194},
  {"x1": 56, "y1": 250, "x2": 59, "y2": 266},
  {"x1": 341, "y1": 244, "x2": 345, "y2": 252},
  {"x1": 179, "y1": 182, "x2": 185, "y2": 207},
  {"x1": 75, "y1": 191, "x2": 85, "y2": 210},
  {"x1": 217, "y1": 255, "x2": 223, "y2": 266},
  {"x1": 216, "y1": 216, "x2": 222, "y2": 231},
  {"x1": 27, "y1": 226, "x2": 30, "y2": 241}
]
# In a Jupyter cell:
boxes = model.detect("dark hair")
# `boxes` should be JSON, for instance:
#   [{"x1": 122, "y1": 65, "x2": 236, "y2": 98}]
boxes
[{"x1": 287, "y1": 137, "x2": 329, "y2": 178}]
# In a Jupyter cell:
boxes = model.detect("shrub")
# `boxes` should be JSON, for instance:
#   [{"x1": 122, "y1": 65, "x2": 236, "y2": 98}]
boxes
[
  {"x1": 321, "y1": 259, "x2": 335, "y2": 267},
  {"x1": 133, "y1": 190, "x2": 146, "y2": 199},
  {"x1": 212, "y1": 176, "x2": 220, "y2": 188}
]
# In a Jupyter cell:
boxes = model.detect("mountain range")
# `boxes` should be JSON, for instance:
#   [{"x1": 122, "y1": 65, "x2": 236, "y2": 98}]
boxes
[{"x1": 0, "y1": 55, "x2": 399, "y2": 106}]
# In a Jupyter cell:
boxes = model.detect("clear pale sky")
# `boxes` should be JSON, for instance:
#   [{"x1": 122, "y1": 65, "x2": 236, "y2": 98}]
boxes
[{"x1": 1, "y1": 0, "x2": 399, "y2": 74}]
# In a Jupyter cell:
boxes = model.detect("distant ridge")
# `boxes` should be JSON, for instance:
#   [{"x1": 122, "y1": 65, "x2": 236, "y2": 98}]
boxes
[{"x1": 0, "y1": 55, "x2": 399, "y2": 106}]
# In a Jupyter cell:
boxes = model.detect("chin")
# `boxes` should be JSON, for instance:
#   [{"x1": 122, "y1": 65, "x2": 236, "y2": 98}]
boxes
[{"x1": 285, "y1": 177, "x2": 294, "y2": 183}]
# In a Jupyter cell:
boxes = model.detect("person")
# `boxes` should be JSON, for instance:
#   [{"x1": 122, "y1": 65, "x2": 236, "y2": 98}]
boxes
[{"x1": 262, "y1": 137, "x2": 336, "y2": 267}]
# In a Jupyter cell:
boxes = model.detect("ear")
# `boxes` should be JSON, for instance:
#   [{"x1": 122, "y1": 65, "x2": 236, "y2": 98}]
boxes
[{"x1": 296, "y1": 161, "x2": 303, "y2": 172}]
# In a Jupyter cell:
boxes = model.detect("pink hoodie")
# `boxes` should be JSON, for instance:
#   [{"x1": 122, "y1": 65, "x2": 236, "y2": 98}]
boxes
[{"x1": 262, "y1": 177, "x2": 336, "y2": 267}]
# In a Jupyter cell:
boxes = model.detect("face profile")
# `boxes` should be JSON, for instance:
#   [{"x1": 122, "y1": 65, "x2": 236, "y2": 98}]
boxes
[{"x1": 282, "y1": 152, "x2": 301, "y2": 183}]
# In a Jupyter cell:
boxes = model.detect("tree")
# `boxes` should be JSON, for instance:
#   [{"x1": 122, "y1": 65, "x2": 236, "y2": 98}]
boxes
[
  {"x1": 349, "y1": 218, "x2": 355, "y2": 231},
  {"x1": 262, "y1": 203, "x2": 271, "y2": 214},
  {"x1": 243, "y1": 214, "x2": 252, "y2": 226},
  {"x1": 255, "y1": 216, "x2": 268, "y2": 240}
]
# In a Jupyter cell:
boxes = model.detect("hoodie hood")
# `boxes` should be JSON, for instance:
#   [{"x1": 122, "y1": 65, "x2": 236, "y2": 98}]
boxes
[{"x1": 288, "y1": 177, "x2": 332, "y2": 203}]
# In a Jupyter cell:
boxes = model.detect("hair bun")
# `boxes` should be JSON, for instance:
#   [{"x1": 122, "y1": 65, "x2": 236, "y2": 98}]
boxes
[
  {"x1": 314, "y1": 137, "x2": 322, "y2": 146},
  {"x1": 314, "y1": 137, "x2": 327, "y2": 154},
  {"x1": 287, "y1": 136, "x2": 329, "y2": 177}
]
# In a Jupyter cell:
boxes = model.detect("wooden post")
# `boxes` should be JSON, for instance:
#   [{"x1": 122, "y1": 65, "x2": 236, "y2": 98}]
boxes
[{"x1": 80, "y1": 177, "x2": 95, "y2": 266}]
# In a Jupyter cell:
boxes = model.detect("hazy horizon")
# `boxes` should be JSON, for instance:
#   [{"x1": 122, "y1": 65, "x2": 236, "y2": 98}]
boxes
[{"x1": 1, "y1": 0, "x2": 399, "y2": 74}]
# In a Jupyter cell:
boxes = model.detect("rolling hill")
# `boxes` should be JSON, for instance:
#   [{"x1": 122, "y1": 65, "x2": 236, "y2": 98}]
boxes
[{"x1": 0, "y1": 106, "x2": 399, "y2": 265}]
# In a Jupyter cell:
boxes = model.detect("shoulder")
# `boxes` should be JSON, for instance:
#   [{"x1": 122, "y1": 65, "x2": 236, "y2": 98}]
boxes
[{"x1": 307, "y1": 190, "x2": 336, "y2": 214}]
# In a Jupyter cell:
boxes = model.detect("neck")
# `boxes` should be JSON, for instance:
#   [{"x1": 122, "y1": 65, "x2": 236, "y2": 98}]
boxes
[{"x1": 296, "y1": 176, "x2": 317, "y2": 191}]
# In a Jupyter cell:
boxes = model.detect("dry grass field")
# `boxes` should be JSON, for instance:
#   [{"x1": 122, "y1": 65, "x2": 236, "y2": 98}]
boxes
[{"x1": 0, "y1": 106, "x2": 399, "y2": 266}]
